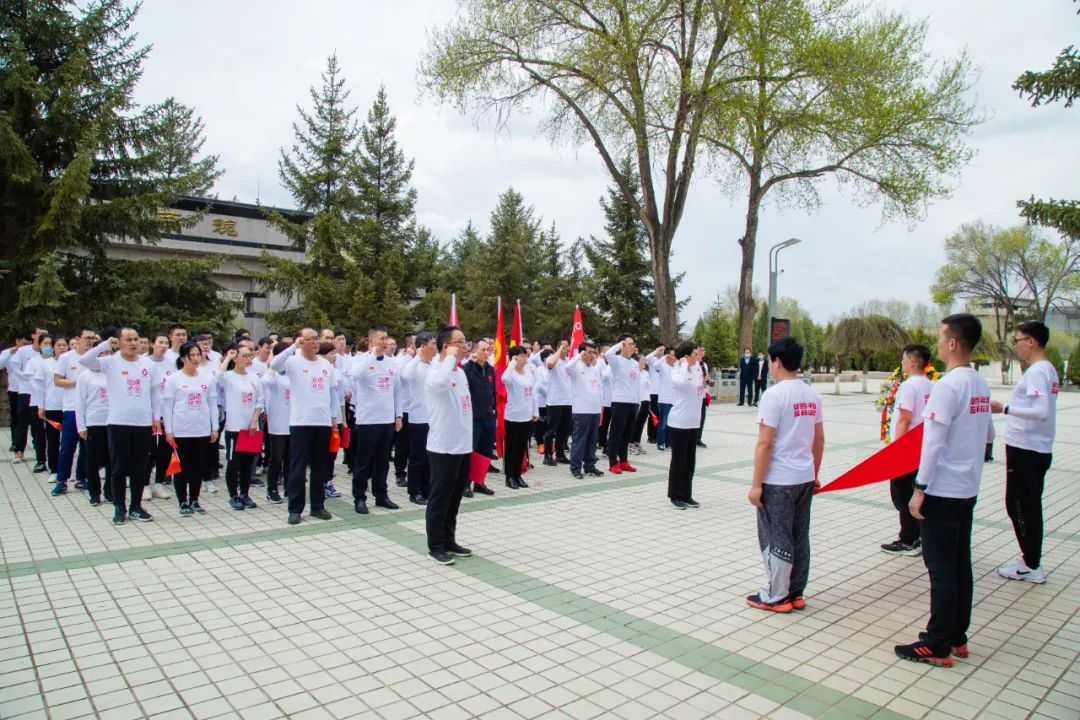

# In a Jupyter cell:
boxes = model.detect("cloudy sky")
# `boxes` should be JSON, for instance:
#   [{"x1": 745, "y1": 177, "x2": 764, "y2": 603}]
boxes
[{"x1": 129, "y1": 0, "x2": 1078, "y2": 326}]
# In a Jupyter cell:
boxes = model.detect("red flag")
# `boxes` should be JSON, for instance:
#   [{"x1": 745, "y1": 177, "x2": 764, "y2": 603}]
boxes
[
  {"x1": 816, "y1": 424, "x2": 924, "y2": 494},
  {"x1": 45, "y1": 418, "x2": 62, "y2": 431},
  {"x1": 469, "y1": 451, "x2": 491, "y2": 484},
  {"x1": 494, "y1": 297, "x2": 508, "y2": 457},
  {"x1": 511, "y1": 299, "x2": 523, "y2": 347},
  {"x1": 568, "y1": 305, "x2": 586, "y2": 358},
  {"x1": 166, "y1": 450, "x2": 181, "y2": 477},
  {"x1": 449, "y1": 293, "x2": 458, "y2": 326}
]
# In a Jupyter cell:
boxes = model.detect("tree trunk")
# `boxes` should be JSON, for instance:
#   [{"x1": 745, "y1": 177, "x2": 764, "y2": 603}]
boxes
[
  {"x1": 737, "y1": 180, "x2": 763, "y2": 354},
  {"x1": 862, "y1": 355, "x2": 870, "y2": 394},
  {"x1": 650, "y1": 235, "x2": 678, "y2": 343}
]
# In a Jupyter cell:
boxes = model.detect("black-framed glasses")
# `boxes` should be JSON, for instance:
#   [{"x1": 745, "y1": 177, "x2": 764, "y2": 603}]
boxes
[{"x1": 1011, "y1": 336, "x2": 1031, "y2": 345}]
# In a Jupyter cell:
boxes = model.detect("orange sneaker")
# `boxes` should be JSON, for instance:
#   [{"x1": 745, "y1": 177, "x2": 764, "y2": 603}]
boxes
[
  {"x1": 789, "y1": 595, "x2": 807, "y2": 610},
  {"x1": 620, "y1": 462, "x2": 637, "y2": 472},
  {"x1": 609, "y1": 464, "x2": 623, "y2": 475},
  {"x1": 746, "y1": 594, "x2": 793, "y2": 613}
]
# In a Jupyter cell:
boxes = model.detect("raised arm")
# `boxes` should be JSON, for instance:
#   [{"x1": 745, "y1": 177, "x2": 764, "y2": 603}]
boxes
[
  {"x1": 79, "y1": 340, "x2": 112, "y2": 371},
  {"x1": 269, "y1": 343, "x2": 297, "y2": 373}
]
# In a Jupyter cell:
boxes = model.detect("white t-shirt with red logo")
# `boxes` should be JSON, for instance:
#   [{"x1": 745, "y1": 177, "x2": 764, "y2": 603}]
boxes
[
  {"x1": 501, "y1": 365, "x2": 539, "y2": 422},
  {"x1": 348, "y1": 352, "x2": 402, "y2": 425},
  {"x1": 425, "y1": 355, "x2": 473, "y2": 455},
  {"x1": 756, "y1": 379, "x2": 823, "y2": 486},
  {"x1": 668, "y1": 360, "x2": 705, "y2": 429},
  {"x1": 218, "y1": 371, "x2": 260, "y2": 433},
  {"x1": 162, "y1": 371, "x2": 217, "y2": 437},
  {"x1": 1005, "y1": 359, "x2": 1058, "y2": 454},
  {"x1": 79, "y1": 341, "x2": 155, "y2": 426},
  {"x1": 891, "y1": 374, "x2": 933, "y2": 442},
  {"x1": 56, "y1": 349, "x2": 84, "y2": 412},
  {"x1": 268, "y1": 344, "x2": 336, "y2": 427},
  {"x1": 604, "y1": 347, "x2": 641, "y2": 404},
  {"x1": 917, "y1": 367, "x2": 992, "y2": 499},
  {"x1": 564, "y1": 354, "x2": 603, "y2": 415},
  {"x1": 258, "y1": 372, "x2": 291, "y2": 436}
]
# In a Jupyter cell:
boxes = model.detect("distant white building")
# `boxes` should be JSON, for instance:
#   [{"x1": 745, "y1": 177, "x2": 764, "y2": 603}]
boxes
[{"x1": 107, "y1": 197, "x2": 309, "y2": 339}]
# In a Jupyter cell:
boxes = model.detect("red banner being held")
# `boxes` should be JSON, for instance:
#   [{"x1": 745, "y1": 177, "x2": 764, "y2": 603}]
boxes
[
  {"x1": 568, "y1": 305, "x2": 586, "y2": 358},
  {"x1": 494, "y1": 297, "x2": 508, "y2": 458},
  {"x1": 816, "y1": 424, "x2": 923, "y2": 494}
]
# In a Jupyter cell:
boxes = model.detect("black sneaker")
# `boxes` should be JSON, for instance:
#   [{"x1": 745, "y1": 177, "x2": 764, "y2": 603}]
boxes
[
  {"x1": 375, "y1": 497, "x2": 400, "y2": 510},
  {"x1": 249, "y1": 478, "x2": 264, "y2": 487},
  {"x1": 240, "y1": 494, "x2": 257, "y2": 509},
  {"x1": 89, "y1": 496, "x2": 101, "y2": 506},
  {"x1": 229, "y1": 497, "x2": 245, "y2": 511},
  {"x1": 586, "y1": 469, "x2": 604, "y2": 477},
  {"x1": 410, "y1": 495, "x2": 428, "y2": 505},
  {"x1": 190, "y1": 501, "x2": 205, "y2": 514},
  {"x1": 881, "y1": 540, "x2": 920, "y2": 556},
  {"x1": 487, "y1": 464, "x2": 501, "y2": 474},
  {"x1": 556, "y1": 456, "x2": 570, "y2": 465},
  {"x1": 696, "y1": 441, "x2": 707, "y2": 448},
  {"x1": 472, "y1": 483, "x2": 494, "y2": 496},
  {"x1": 684, "y1": 498, "x2": 700, "y2": 508},
  {"x1": 112, "y1": 508, "x2": 126, "y2": 524},
  {"x1": 543, "y1": 457, "x2": 558, "y2": 467},
  {"x1": 462, "y1": 486, "x2": 474, "y2": 498},
  {"x1": 571, "y1": 472, "x2": 584, "y2": 480},
  {"x1": 672, "y1": 500, "x2": 688, "y2": 510},
  {"x1": 516, "y1": 478, "x2": 529, "y2": 488},
  {"x1": 448, "y1": 544, "x2": 473, "y2": 557},
  {"x1": 129, "y1": 508, "x2": 153, "y2": 522},
  {"x1": 266, "y1": 490, "x2": 283, "y2": 504},
  {"x1": 32, "y1": 462, "x2": 47, "y2": 473},
  {"x1": 894, "y1": 641, "x2": 953, "y2": 667},
  {"x1": 178, "y1": 503, "x2": 193, "y2": 516},
  {"x1": 429, "y1": 550, "x2": 455, "y2": 566},
  {"x1": 311, "y1": 508, "x2": 332, "y2": 520},
  {"x1": 287, "y1": 513, "x2": 301, "y2": 525},
  {"x1": 354, "y1": 499, "x2": 369, "y2": 514}
]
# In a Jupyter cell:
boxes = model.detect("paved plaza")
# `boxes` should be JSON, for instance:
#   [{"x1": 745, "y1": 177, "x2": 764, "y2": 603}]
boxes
[{"x1": 0, "y1": 381, "x2": 1077, "y2": 720}]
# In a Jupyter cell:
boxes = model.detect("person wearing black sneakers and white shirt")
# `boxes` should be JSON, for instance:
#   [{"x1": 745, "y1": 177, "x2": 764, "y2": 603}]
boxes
[
  {"x1": 163, "y1": 342, "x2": 217, "y2": 516},
  {"x1": 646, "y1": 346, "x2": 676, "y2": 450},
  {"x1": 400, "y1": 333, "x2": 436, "y2": 505},
  {"x1": 36, "y1": 336, "x2": 66, "y2": 484},
  {"x1": 895, "y1": 314, "x2": 993, "y2": 667},
  {"x1": 543, "y1": 340, "x2": 573, "y2": 466},
  {"x1": 667, "y1": 342, "x2": 706, "y2": 509},
  {"x1": 258, "y1": 342, "x2": 292, "y2": 505},
  {"x1": 746, "y1": 337, "x2": 824, "y2": 614},
  {"x1": 604, "y1": 336, "x2": 642, "y2": 475},
  {"x1": 347, "y1": 326, "x2": 403, "y2": 514},
  {"x1": 270, "y1": 329, "x2": 338, "y2": 525},
  {"x1": 53, "y1": 327, "x2": 95, "y2": 495},
  {"x1": 75, "y1": 350, "x2": 111, "y2": 505},
  {"x1": 564, "y1": 342, "x2": 604, "y2": 480},
  {"x1": 147, "y1": 333, "x2": 175, "y2": 502},
  {"x1": 501, "y1": 345, "x2": 538, "y2": 489},
  {"x1": 218, "y1": 347, "x2": 262, "y2": 511},
  {"x1": 880, "y1": 344, "x2": 934, "y2": 557},
  {"x1": 991, "y1": 321, "x2": 1058, "y2": 585},
  {"x1": 22, "y1": 330, "x2": 52, "y2": 473},
  {"x1": 424, "y1": 326, "x2": 475, "y2": 565},
  {"x1": 80, "y1": 327, "x2": 157, "y2": 524}
]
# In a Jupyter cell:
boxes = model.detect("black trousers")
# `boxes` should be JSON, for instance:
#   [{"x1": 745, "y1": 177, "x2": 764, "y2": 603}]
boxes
[
  {"x1": 698, "y1": 400, "x2": 707, "y2": 441},
  {"x1": 738, "y1": 379, "x2": 753, "y2": 405},
  {"x1": 667, "y1": 427, "x2": 698, "y2": 502},
  {"x1": 85, "y1": 425, "x2": 110, "y2": 502},
  {"x1": 107, "y1": 424, "x2": 152, "y2": 512},
  {"x1": 173, "y1": 436, "x2": 209, "y2": 505},
  {"x1": 407, "y1": 422, "x2": 430, "y2": 499},
  {"x1": 889, "y1": 471, "x2": 920, "y2": 545},
  {"x1": 533, "y1": 406, "x2": 547, "y2": 447},
  {"x1": 267, "y1": 433, "x2": 290, "y2": 494},
  {"x1": 1005, "y1": 445, "x2": 1052, "y2": 570},
  {"x1": 28, "y1": 405, "x2": 45, "y2": 463},
  {"x1": 224, "y1": 431, "x2": 256, "y2": 497},
  {"x1": 919, "y1": 494, "x2": 976, "y2": 655},
  {"x1": 287, "y1": 425, "x2": 331, "y2": 514},
  {"x1": 632, "y1": 400, "x2": 650, "y2": 444},
  {"x1": 606, "y1": 402, "x2": 636, "y2": 464},
  {"x1": 544, "y1": 405, "x2": 572, "y2": 458},
  {"x1": 393, "y1": 413, "x2": 410, "y2": 478},
  {"x1": 343, "y1": 404, "x2": 357, "y2": 470},
  {"x1": 7, "y1": 390, "x2": 18, "y2": 445},
  {"x1": 152, "y1": 432, "x2": 174, "y2": 484},
  {"x1": 352, "y1": 423, "x2": 394, "y2": 501},
  {"x1": 12, "y1": 394, "x2": 31, "y2": 453},
  {"x1": 754, "y1": 377, "x2": 767, "y2": 403},
  {"x1": 647, "y1": 394, "x2": 659, "y2": 442},
  {"x1": 597, "y1": 405, "x2": 611, "y2": 449},
  {"x1": 44, "y1": 409, "x2": 63, "y2": 472},
  {"x1": 503, "y1": 420, "x2": 531, "y2": 481},
  {"x1": 425, "y1": 451, "x2": 470, "y2": 552}
]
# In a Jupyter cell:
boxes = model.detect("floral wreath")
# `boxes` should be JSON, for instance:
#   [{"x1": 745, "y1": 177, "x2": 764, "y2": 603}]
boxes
[{"x1": 875, "y1": 363, "x2": 941, "y2": 443}]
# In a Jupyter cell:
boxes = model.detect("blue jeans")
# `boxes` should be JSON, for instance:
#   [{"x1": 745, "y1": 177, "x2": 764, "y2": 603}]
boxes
[
  {"x1": 657, "y1": 403, "x2": 673, "y2": 447},
  {"x1": 56, "y1": 410, "x2": 85, "y2": 483},
  {"x1": 472, "y1": 416, "x2": 496, "y2": 458},
  {"x1": 570, "y1": 413, "x2": 600, "y2": 475}
]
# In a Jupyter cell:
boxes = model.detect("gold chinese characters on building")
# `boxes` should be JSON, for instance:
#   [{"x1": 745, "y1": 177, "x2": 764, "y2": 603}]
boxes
[
  {"x1": 212, "y1": 219, "x2": 239, "y2": 237},
  {"x1": 157, "y1": 210, "x2": 183, "y2": 232}
]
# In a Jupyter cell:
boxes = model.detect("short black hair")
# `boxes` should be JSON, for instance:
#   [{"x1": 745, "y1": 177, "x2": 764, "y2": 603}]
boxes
[
  {"x1": 768, "y1": 337, "x2": 803, "y2": 372},
  {"x1": 100, "y1": 326, "x2": 120, "y2": 342},
  {"x1": 577, "y1": 341, "x2": 596, "y2": 353},
  {"x1": 193, "y1": 327, "x2": 213, "y2": 337},
  {"x1": 15, "y1": 328, "x2": 32, "y2": 341},
  {"x1": 674, "y1": 341, "x2": 696, "y2": 360},
  {"x1": 272, "y1": 341, "x2": 291, "y2": 356},
  {"x1": 942, "y1": 313, "x2": 982, "y2": 352},
  {"x1": 368, "y1": 325, "x2": 387, "y2": 336},
  {"x1": 539, "y1": 348, "x2": 553, "y2": 362},
  {"x1": 617, "y1": 333, "x2": 634, "y2": 343},
  {"x1": 37, "y1": 333, "x2": 53, "y2": 345},
  {"x1": 74, "y1": 325, "x2": 96, "y2": 338},
  {"x1": 436, "y1": 326, "x2": 459, "y2": 352},
  {"x1": 416, "y1": 331, "x2": 434, "y2": 347},
  {"x1": 175, "y1": 341, "x2": 202, "y2": 370},
  {"x1": 168, "y1": 324, "x2": 187, "y2": 335},
  {"x1": 317, "y1": 342, "x2": 335, "y2": 356},
  {"x1": 257, "y1": 337, "x2": 272, "y2": 348},
  {"x1": 1016, "y1": 321, "x2": 1049, "y2": 348},
  {"x1": 902, "y1": 344, "x2": 931, "y2": 367},
  {"x1": 508, "y1": 345, "x2": 528, "y2": 359}
]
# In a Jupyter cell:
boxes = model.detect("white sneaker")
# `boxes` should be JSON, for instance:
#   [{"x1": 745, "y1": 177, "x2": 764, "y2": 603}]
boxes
[
  {"x1": 151, "y1": 483, "x2": 172, "y2": 500},
  {"x1": 142, "y1": 485, "x2": 152, "y2": 502},
  {"x1": 996, "y1": 557, "x2": 1025, "y2": 574},
  {"x1": 997, "y1": 560, "x2": 1046, "y2": 584},
  {"x1": 204, "y1": 480, "x2": 219, "y2": 493}
]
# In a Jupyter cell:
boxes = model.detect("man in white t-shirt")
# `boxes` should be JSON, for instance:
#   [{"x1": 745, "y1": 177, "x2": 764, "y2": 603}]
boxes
[
  {"x1": 895, "y1": 314, "x2": 992, "y2": 667},
  {"x1": 747, "y1": 337, "x2": 824, "y2": 614},
  {"x1": 880, "y1": 344, "x2": 934, "y2": 556},
  {"x1": 990, "y1": 321, "x2": 1059, "y2": 585}
]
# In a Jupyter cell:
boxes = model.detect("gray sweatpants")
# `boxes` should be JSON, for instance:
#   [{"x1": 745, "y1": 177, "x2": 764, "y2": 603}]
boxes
[{"x1": 756, "y1": 481, "x2": 814, "y2": 604}]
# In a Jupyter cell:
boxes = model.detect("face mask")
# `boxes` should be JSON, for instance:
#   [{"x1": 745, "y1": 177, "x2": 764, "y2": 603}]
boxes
[
  {"x1": 744, "y1": 353, "x2": 751, "y2": 358},
  {"x1": 42, "y1": 347, "x2": 54, "y2": 357}
]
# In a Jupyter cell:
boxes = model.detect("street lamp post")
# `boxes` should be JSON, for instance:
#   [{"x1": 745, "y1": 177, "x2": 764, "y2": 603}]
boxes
[{"x1": 767, "y1": 236, "x2": 802, "y2": 352}]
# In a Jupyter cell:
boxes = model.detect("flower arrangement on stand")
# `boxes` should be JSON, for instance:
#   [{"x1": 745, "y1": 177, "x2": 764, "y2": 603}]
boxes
[{"x1": 875, "y1": 364, "x2": 941, "y2": 443}]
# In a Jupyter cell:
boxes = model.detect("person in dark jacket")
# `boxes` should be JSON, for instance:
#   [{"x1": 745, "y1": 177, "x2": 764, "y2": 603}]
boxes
[
  {"x1": 462, "y1": 340, "x2": 497, "y2": 497},
  {"x1": 753, "y1": 351, "x2": 769, "y2": 405},
  {"x1": 738, "y1": 349, "x2": 757, "y2": 406}
]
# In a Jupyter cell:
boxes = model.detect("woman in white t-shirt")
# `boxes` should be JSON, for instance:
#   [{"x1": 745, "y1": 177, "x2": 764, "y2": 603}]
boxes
[
  {"x1": 163, "y1": 342, "x2": 218, "y2": 516},
  {"x1": 218, "y1": 347, "x2": 262, "y2": 510},
  {"x1": 667, "y1": 342, "x2": 706, "y2": 509},
  {"x1": 39, "y1": 337, "x2": 67, "y2": 481},
  {"x1": 501, "y1": 346, "x2": 539, "y2": 489},
  {"x1": 629, "y1": 355, "x2": 652, "y2": 456}
]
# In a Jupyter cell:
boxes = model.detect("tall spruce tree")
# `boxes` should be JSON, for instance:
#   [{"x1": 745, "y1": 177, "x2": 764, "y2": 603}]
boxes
[
  {"x1": 582, "y1": 159, "x2": 660, "y2": 346},
  {"x1": 0, "y1": 0, "x2": 221, "y2": 335}
]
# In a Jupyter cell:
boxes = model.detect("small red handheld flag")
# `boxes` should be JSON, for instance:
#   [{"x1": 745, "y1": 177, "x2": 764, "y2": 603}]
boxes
[
  {"x1": 166, "y1": 450, "x2": 181, "y2": 477},
  {"x1": 816, "y1": 424, "x2": 924, "y2": 494},
  {"x1": 45, "y1": 418, "x2": 62, "y2": 431}
]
